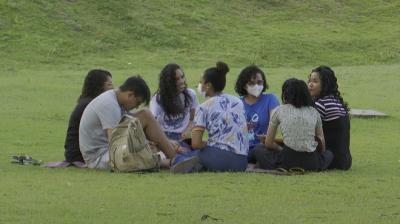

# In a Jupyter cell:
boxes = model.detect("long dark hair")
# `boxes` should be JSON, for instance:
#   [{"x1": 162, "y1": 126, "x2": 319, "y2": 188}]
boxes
[
  {"x1": 282, "y1": 78, "x2": 312, "y2": 108},
  {"x1": 311, "y1": 66, "x2": 349, "y2": 111},
  {"x1": 203, "y1": 61, "x2": 229, "y2": 92},
  {"x1": 155, "y1": 63, "x2": 191, "y2": 116},
  {"x1": 79, "y1": 69, "x2": 112, "y2": 101}
]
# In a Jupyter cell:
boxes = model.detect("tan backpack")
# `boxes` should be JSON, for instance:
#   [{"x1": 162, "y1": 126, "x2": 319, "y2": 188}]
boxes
[{"x1": 109, "y1": 114, "x2": 160, "y2": 172}]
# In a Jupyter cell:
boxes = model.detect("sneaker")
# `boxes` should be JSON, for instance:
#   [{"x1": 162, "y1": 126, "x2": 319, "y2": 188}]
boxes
[{"x1": 170, "y1": 156, "x2": 201, "y2": 174}]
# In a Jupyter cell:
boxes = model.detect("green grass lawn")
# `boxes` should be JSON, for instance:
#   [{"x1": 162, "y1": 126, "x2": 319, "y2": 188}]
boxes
[{"x1": 1, "y1": 1, "x2": 400, "y2": 223}]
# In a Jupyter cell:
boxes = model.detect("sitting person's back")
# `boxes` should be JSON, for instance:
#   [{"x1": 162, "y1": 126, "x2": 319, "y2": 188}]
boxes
[
  {"x1": 189, "y1": 62, "x2": 249, "y2": 172},
  {"x1": 79, "y1": 90, "x2": 122, "y2": 169},
  {"x1": 272, "y1": 104, "x2": 320, "y2": 153},
  {"x1": 196, "y1": 93, "x2": 249, "y2": 155},
  {"x1": 254, "y1": 78, "x2": 333, "y2": 171}
]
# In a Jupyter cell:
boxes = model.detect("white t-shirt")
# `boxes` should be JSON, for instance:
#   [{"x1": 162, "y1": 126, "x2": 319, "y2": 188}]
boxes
[
  {"x1": 150, "y1": 88, "x2": 198, "y2": 133},
  {"x1": 79, "y1": 90, "x2": 125, "y2": 169}
]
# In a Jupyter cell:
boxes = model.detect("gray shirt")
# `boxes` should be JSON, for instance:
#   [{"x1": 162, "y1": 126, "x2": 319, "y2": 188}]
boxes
[
  {"x1": 270, "y1": 104, "x2": 322, "y2": 152},
  {"x1": 79, "y1": 90, "x2": 124, "y2": 168}
]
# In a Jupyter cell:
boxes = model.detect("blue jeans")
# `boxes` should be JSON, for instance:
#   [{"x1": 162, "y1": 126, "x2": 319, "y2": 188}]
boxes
[
  {"x1": 199, "y1": 146, "x2": 248, "y2": 172},
  {"x1": 172, "y1": 150, "x2": 199, "y2": 165},
  {"x1": 164, "y1": 131, "x2": 182, "y2": 141},
  {"x1": 170, "y1": 140, "x2": 199, "y2": 165}
]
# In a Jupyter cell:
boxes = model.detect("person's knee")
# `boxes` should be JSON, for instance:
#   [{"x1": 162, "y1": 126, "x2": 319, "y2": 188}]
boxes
[
  {"x1": 253, "y1": 144, "x2": 267, "y2": 159},
  {"x1": 131, "y1": 108, "x2": 152, "y2": 119},
  {"x1": 131, "y1": 108, "x2": 154, "y2": 126},
  {"x1": 325, "y1": 150, "x2": 334, "y2": 163},
  {"x1": 331, "y1": 157, "x2": 352, "y2": 170}
]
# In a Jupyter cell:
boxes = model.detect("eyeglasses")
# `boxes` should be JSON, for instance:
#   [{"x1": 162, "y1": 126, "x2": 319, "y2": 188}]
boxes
[{"x1": 247, "y1": 80, "x2": 264, "y2": 85}]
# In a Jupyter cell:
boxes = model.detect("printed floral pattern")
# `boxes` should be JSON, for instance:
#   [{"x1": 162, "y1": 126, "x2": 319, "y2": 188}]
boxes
[{"x1": 193, "y1": 94, "x2": 249, "y2": 156}]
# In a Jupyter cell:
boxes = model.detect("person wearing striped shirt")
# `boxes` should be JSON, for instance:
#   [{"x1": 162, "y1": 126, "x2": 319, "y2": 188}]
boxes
[{"x1": 308, "y1": 66, "x2": 352, "y2": 170}]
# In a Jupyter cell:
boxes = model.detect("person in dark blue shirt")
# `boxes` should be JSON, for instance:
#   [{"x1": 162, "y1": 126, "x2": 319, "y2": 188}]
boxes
[{"x1": 235, "y1": 65, "x2": 279, "y2": 163}]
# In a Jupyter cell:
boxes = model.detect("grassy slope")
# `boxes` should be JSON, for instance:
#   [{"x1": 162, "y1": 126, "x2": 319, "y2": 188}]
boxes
[
  {"x1": 1, "y1": 0, "x2": 400, "y2": 70},
  {"x1": 1, "y1": 1, "x2": 400, "y2": 223},
  {"x1": 1, "y1": 65, "x2": 399, "y2": 223}
]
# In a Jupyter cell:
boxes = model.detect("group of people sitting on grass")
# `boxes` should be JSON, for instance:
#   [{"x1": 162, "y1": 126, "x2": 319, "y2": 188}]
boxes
[{"x1": 62, "y1": 61, "x2": 352, "y2": 173}]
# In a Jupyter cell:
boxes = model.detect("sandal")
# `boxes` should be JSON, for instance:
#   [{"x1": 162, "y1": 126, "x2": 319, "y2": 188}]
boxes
[
  {"x1": 245, "y1": 167, "x2": 291, "y2": 175},
  {"x1": 12, "y1": 155, "x2": 42, "y2": 165},
  {"x1": 246, "y1": 167, "x2": 305, "y2": 176},
  {"x1": 288, "y1": 167, "x2": 305, "y2": 175}
]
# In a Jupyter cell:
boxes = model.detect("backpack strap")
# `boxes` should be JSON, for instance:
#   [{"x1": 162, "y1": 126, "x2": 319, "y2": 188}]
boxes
[{"x1": 119, "y1": 114, "x2": 135, "y2": 123}]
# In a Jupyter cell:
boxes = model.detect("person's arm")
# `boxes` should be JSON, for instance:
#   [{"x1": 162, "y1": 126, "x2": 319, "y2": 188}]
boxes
[
  {"x1": 191, "y1": 126, "x2": 206, "y2": 149},
  {"x1": 106, "y1": 128, "x2": 113, "y2": 142},
  {"x1": 181, "y1": 108, "x2": 195, "y2": 139},
  {"x1": 258, "y1": 107, "x2": 279, "y2": 142},
  {"x1": 314, "y1": 108, "x2": 325, "y2": 152},
  {"x1": 149, "y1": 95, "x2": 160, "y2": 119},
  {"x1": 315, "y1": 126, "x2": 326, "y2": 152},
  {"x1": 264, "y1": 124, "x2": 282, "y2": 151}
]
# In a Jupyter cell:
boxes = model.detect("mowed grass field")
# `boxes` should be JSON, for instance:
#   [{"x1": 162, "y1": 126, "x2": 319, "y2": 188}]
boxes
[{"x1": 1, "y1": 1, "x2": 400, "y2": 223}]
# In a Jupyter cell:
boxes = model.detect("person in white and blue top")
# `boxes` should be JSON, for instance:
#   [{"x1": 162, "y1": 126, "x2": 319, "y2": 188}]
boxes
[
  {"x1": 234, "y1": 65, "x2": 280, "y2": 163},
  {"x1": 150, "y1": 63, "x2": 199, "y2": 141},
  {"x1": 189, "y1": 61, "x2": 248, "y2": 172}
]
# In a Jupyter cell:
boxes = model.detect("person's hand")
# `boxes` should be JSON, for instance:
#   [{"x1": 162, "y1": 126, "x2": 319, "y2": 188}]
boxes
[
  {"x1": 257, "y1": 134, "x2": 266, "y2": 144},
  {"x1": 148, "y1": 141, "x2": 159, "y2": 153},
  {"x1": 181, "y1": 130, "x2": 191, "y2": 140},
  {"x1": 314, "y1": 136, "x2": 324, "y2": 153},
  {"x1": 148, "y1": 141, "x2": 158, "y2": 147},
  {"x1": 171, "y1": 140, "x2": 189, "y2": 153},
  {"x1": 274, "y1": 138, "x2": 284, "y2": 146}
]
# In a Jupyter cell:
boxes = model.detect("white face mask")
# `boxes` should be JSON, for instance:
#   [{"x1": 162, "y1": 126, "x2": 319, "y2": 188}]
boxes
[
  {"x1": 246, "y1": 84, "x2": 263, "y2": 97},
  {"x1": 197, "y1": 83, "x2": 207, "y2": 98}
]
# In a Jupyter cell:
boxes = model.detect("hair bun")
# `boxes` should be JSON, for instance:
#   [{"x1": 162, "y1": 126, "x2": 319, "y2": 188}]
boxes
[{"x1": 216, "y1": 61, "x2": 229, "y2": 76}]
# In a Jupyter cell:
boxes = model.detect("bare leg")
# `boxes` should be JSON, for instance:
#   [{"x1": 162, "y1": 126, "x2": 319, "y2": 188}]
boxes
[{"x1": 131, "y1": 109, "x2": 176, "y2": 159}]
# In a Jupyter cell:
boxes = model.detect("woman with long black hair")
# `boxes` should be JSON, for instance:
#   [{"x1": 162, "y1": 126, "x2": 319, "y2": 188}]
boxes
[
  {"x1": 64, "y1": 69, "x2": 113, "y2": 163},
  {"x1": 308, "y1": 66, "x2": 352, "y2": 170},
  {"x1": 150, "y1": 63, "x2": 198, "y2": 141}
]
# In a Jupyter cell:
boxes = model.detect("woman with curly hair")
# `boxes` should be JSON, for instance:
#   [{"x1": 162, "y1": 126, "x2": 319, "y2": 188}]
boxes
[
  {"x1": 234, "y1": 65, "x2": 279, "y2": 163},
  {"x1": 150, "y1": 63, "x2": 199, "y2": 141},
  {"x1": 308, "y1": 66, "x2": 352, "y2": 170},
  {"x1": 254, "y1": 78, "x2": 333, "y2": 171},
  {"x1": 64, "y1": 69, "x2": 113, "y2": 164}
]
